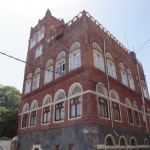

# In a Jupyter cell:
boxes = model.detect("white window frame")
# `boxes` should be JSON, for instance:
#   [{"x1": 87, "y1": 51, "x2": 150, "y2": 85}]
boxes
[
  {"x1": 41, "y1": 95, "x2": 52, "y2": 125},
  {"x1": 93, "y1": 50, "x2": 105, "y2": 72},
  {"x1": 55, "y1": 58, "x2": 65, "y2": 79},
  {"x1": 68, "y1": 82, "x2": 83, "y2": 120},
  {"x1": 69, "y1": 49, "x2": 81, "y2": 71},
  {"x1": 107, "y1": 59, "x2": 116, "y2": 79},
  {"x1": 53, "y1": 89, "x2": 66, "y2": 123},
  {"x1": 35, "y1": 45, "x2": 43, "y2": 58},
  {"x1": 32, "y1": 74, "x2": 40, "y2": 90},
  {"x1": 24, "y1": 79, "x2": 32, "y2": 94},
  {"x1": 44, "y1": 66, "x2": 53, "y2": 84}
]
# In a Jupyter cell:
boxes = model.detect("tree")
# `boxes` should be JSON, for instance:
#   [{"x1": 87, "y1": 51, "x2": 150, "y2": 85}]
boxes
[{"x1": 0, "y1": 85, "x2": 21, "y2": 138}]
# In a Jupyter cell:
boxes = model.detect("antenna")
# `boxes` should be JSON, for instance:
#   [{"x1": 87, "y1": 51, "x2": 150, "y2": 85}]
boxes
[{"x1": 124, "y1": 31, "x2": 131, "y2": 50}]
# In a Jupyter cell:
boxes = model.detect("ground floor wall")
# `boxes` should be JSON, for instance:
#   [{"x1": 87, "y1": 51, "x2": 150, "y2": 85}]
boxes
[{"x1": 18, "y1": 124, "x2": 150, "y2": 150}]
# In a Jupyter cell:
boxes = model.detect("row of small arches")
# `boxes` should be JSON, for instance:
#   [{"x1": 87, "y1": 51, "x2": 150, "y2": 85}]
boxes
[
  {"x1": 23, "y1": 82, "x2": 82, "y2": 112},
  {"x1": 105, "y1": 134, "x2": 149, "y2": 147},
  {"x1": 23, "y1": 82, "x2": 142, "y2": 113}
]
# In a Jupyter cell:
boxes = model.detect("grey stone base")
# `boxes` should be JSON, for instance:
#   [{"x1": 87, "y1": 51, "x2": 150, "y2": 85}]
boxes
[{"x1": 18, "y1": 124, "x2": 150, "y2": 150}]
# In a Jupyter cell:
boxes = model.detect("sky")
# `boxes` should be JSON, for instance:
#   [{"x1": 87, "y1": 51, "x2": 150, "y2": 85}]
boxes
[{"x1": 0, "y1": 0, "x2": 150, "y2": 93}]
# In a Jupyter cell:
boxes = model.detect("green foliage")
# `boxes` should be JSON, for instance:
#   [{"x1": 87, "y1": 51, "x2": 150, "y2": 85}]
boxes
[{"x1": 0, "y1": 85, "x2": 21, "y2": 138}]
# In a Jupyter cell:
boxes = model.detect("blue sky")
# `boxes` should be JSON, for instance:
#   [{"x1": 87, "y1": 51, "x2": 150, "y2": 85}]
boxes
[{"x1": 0, "y1": 0, "x2": 150, "y2": 94}]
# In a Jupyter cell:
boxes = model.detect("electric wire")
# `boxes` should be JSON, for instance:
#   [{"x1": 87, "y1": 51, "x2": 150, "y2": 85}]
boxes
[
  {"x1": 0, "y1": 51, "x2": 146, "y2": 100},
  {"x1": 0, "y1": 51, "x2": 62, "y2": 75},
  {"x1": 136, "y1": 38, "x2": 150, "y2": 54}
]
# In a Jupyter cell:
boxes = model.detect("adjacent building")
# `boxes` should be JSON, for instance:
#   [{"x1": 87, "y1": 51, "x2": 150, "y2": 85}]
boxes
[{"x1": 18, "y1": 9, "x2": 150, "y2": 150}]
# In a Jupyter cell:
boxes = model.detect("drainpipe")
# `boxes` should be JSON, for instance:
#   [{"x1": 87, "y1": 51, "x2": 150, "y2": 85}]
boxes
[
  {"x1": 130, "y1": 51, "x2": 148, "y2": 133},
  {"x1": 103, "y1": 40, "x2": 114, "y2": 128}
]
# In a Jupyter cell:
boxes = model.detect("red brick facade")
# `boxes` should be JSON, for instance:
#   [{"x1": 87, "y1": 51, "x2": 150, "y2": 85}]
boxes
[{"x1": 18, "y1": 9, "x2": 150, "y2": 150}]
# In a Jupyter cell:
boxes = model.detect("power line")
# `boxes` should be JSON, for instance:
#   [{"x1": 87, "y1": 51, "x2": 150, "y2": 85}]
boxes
[
  {"x1": 0, "y1": 51, "x2": 97, "y2": 83},
  {"x1": 136, "y1": 38, "x2": 150, "y2": 54},
  {"x1": 0, "y1": 51, "x2": 60, "y2": 75}
]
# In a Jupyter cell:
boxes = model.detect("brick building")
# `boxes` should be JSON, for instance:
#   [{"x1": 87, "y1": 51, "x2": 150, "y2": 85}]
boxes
[{"x1": 18, "y1": 9, "x2": 150, "y2": 150}]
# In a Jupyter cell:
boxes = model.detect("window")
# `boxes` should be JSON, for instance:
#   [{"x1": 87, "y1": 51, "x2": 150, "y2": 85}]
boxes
[
  {"x1": 68, "y1": 83, "x2": 82, "y2": 119},
  {"x1": 70, "y1": 97, "x2": 81, "y2": 118},
  {"x1": 120, "y1": 137, "x2": 126, "y2": 146},
  {"x1": 55, "y1": 145, "x2": 60, "y2": 150},
  {"x1": 30, "y1": 35, "x2": 37, "y2": 49},
  {"x1": 147, "y1": 108, "x2": 150, "y2": 123},
  {"x1": 30, "y1": 111, "x2": 36, "y2": 126},
  {"x1": 93, "y1": 43, "x2": 105, "y2": 72},
  {"x1": 130, "y1": 137, "x2": 137, "y2": 146},
  {"x1": 97, "y1": 83, "x2": 109, "y2": 118},
  {"x1": 32, "y1": 68, "x2": 40, "y2": 90},
  {"x1": 44, "y1": 59, "x2": 53, "y2": 84},
  {"x1": 105, "y1": 135, "x2": 115, "y2": 146},
  {"x1": 29, "y1": 26, "x2": 45, "y2": 49},
  {"x1": 141, "y1": 80, "x2": 149, "y2": 99},
  {"x1": 112, "y1": 102, "x2": 121, "y2": 121},
  {"x1": 68, "y1": 144, "x2": 74, "y2": 150},
  {"x1": 42, "y1": 95, "x2": 52, "y2": 124},
  {"x1": 125, "y1": 98, "x2": 133, "y2": 124},
  {"x1": 144, "y1": 138, "x2": 148, "y2": 145},
  {"x1": 69, "y1": 42, "x2": 81, "y2": 71},
  {"x1": 55, "y1": 51, "x2": 66, "y2": 78},
  {"x1": 21, "y1": 103, "x2": 29, "y2": 128},
  {"x1": 106, "y1": 53, "x2": 116, "y2": 78},
  {"x1": 105, "y1": 135, "x2": 116, "y2": 150},
  {"x1": 119, "y1": 137, "x2": 127, "y2": 150},
  {"x1": 133, "y1": 102, "x2": 140, "y2": 126},
  {"x1": 35, "y1": 45, "x2": 43, "y2": 58},
  {"x1": 54, "y1": 90, "x2": 66, "y2": 121},
  {"x1": 119, "y1": 63, "x2": 128, "y2": 86},
  {"x1": 37, "y1": 27, "x2": 45, "y2": 42},
  {"x1": 110, "y1": 90, "x2": 121, "y2": 121},
  {"x1": 127, "y1": 69, "x2": 135, "y2": 90},
  {"x1": 99, "y1": 98, "x2": 109, "y2": 118},
  {"x1": 24, "y1": 73, "x2": 32, "y2": 94},
  {"x1": 30, "y1": 100, "x2": 38, "y2": 126}
]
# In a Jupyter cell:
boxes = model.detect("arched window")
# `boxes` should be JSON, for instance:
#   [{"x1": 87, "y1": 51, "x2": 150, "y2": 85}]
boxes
[
  {"x1": 127, "y1": 69, "x2": 135, "y2": 90},
  {"x1": 55, "y1": 51, "x2": 66, "y2": 78},
  {"x1": 93, "y1": 43, "x2": 105, "y2": 72},
  {"x1": 42, "y1": 95, "x2": 52, "y2": 124},
  {"x1": 119, "y1": 136, "x2": 127, "y2": 150},
  {"x1": 96, "y1": 83, "x2": 109, "y2": 118},
  {"x1": 147, "y1": 108, "x2": 150, "y2": 123},
  {"x1": 119, "y1": 137, "x2": 127, "y2": 146},
  {"x1": 24, "y1": 73, "x2": 32, "y2": 94},
  {"x1": 110, "y1": 90, "x2": 121, "y2": 121},
  {"x1": 68, "y1": 83, "x2": 82, "y2": 118},
  {"x1": 144, "y1": 138, "x2": 148, "y2": 145},
  {"x1": 141, "y1": 80, "x2": 149, "y2": 99},
  {"x1": 21, "y1": 103, "x2": 29, "y2": 128},
  {"x1": 106, "y1": 53, "x2": 116, "y2": 78},
  {"x1": 32, "y1": 68, "x2": 40, "y2": 90},
  {"x1": 105, "y1": 135, "x2": 116, "y2": 150},
  {"x1": 44, "y1": 59, "x2": 53, "y2": 84},
  {"x1": 54, "y1": 89, "x2": 66, "y2": 121},
  {"x1": 69, "y1": 42, "x2": 81, "y2": 71},
  {"x1": 130, "y1": 137, "x2": 137, "y2": 147},
  {"x1": 30, "y1": 100, "x2": 38, "y2": 126},
  {"x1": 133, "y1": 101, "x2": 140, "y2": 126},
  {"x1": 125, "y1": 98, "x2": 133, "y2": 124},
  {"x1": 119, "y1": 63, "x2": 128, "y2": 86}
]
